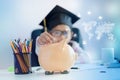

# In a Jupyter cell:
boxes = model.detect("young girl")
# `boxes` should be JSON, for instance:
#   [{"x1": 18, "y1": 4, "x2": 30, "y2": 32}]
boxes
[{"x1": 35, "y1": 5, "x2": 89, "y2": 74}]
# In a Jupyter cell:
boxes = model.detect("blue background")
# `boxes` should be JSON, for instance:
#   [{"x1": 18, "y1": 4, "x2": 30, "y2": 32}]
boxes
[{"x1": 0, "y1": 0, "x2": 120, "y2": 69}]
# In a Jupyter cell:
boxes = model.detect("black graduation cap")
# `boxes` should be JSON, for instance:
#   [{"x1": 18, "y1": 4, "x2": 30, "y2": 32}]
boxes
[{"x1": 39, "y1": 5, "x2": 80, "y2": 31}]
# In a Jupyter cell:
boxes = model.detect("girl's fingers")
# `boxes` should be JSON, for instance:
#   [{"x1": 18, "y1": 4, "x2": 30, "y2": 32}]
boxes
[
  {"x1": 38, "y1": 32, "x2": 55, "y2": 45},
  {"x1": 44, "y1": 32, "x2": 55, "y2": 42}
]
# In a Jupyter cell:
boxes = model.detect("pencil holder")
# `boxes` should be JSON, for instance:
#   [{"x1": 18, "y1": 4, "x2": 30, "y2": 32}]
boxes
[
  {"x1": 10, "y1": 39, "x2": 32, "y2": 74},
  {"x1": 14, "y1": 52, "x2": 31, "y2": 74}
]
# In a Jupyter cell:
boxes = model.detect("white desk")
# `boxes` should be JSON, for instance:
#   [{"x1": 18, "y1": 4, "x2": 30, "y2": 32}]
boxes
[{"x1": 0, "y1": 64, "x2": 120, "y2": 80}]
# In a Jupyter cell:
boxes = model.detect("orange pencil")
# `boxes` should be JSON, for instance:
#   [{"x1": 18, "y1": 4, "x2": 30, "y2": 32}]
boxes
[{"x1": 10, "y1": 41, "x2": 18, "y2": 53}]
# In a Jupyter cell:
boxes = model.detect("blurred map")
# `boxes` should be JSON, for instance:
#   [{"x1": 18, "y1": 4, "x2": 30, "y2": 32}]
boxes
[{"x1": 81, "y1": 21, "x2": 115, "y2": 40}]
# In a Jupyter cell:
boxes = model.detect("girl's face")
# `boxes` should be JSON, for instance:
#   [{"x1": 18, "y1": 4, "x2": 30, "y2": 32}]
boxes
[{"x1": 49, "y1": 24, "x2": 72, "y2": 43}]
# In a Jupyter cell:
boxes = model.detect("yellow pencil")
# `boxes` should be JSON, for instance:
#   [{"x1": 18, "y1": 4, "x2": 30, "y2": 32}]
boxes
[{"x1": 22, "y1": 43, "x2": 26, "y2": 53}]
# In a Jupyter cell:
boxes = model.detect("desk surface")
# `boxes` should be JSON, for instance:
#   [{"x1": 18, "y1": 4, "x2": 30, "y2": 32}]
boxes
[{"x1": 0, "y1": 64, "x2": 120, "y2": 80}]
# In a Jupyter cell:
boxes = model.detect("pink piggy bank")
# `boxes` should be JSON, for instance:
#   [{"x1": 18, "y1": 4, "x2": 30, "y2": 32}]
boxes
[{"x1": 38, "y1": 39, "x2": 77, "y2": 75}]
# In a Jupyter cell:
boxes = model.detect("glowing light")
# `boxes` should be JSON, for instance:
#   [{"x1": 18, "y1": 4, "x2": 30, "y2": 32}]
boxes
[
  {"x1": 87, "y1": 11, "x2": 92, "y2": 15},
  {"x1": 77, "y1": 13, "x2": 81, "y2": 17},
  {"x1": 98, "y1": 16, "x2": 103, "y2": 20},
  {"x1": 83, "y1": 41, "x2": 87, "y2": 45}
]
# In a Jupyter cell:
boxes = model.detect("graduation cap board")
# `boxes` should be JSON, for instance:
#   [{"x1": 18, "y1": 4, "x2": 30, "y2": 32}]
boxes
[{"x1": 39, "y1": 5, "x2": 80, "y2": 31}]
